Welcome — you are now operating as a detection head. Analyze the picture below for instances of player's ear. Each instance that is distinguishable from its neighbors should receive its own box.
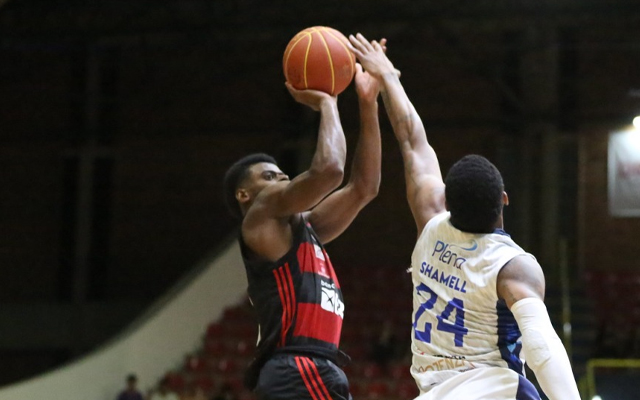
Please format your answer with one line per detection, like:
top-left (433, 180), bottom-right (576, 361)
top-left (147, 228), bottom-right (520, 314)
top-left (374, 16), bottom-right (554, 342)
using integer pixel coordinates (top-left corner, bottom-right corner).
top-left (236, 188), bottom-right (250, 205)
top-left (502, 191), bottom-right (509, 206)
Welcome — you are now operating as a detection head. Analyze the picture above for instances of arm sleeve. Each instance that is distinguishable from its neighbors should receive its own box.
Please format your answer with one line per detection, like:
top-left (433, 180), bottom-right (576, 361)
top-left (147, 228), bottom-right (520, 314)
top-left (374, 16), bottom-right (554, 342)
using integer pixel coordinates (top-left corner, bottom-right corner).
top-left (510, 297), bottom-right (581, 400)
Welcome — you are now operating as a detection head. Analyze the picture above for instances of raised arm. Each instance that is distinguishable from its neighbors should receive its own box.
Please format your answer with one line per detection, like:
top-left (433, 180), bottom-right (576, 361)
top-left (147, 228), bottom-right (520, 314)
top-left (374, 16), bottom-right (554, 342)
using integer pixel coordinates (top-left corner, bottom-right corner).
top-left (307, 62), bottom-right (382, 244)
top-left (349, 34), bottom-right (445, 236)
top-left (498, 256), bottom-right (581, 400)
top-left (256, 84), bottom-right (347, 218)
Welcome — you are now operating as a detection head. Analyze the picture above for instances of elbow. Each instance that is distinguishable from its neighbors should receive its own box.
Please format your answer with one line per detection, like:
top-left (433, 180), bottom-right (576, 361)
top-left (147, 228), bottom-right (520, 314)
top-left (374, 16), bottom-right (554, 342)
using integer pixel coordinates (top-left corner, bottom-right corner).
top-left (353, 178), bottom-right (380, 204)
top-left (311, 162), bottom-right (344, 190)
top-left (325, 163), bottom-right (345, 188)
top-left (361, 181), bottom-right (380, 202)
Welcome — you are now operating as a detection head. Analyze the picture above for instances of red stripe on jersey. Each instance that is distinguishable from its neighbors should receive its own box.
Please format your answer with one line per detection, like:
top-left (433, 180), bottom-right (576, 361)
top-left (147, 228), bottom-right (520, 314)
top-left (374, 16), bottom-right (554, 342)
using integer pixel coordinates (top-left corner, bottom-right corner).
top-left (280, 264), bottom-right (296, 342)
top-left (296, 243), bottom-right (340, 288)
top-left (272, 268), bottom-right (288, 347)
top-left (293, 303), bottom-right (342, 346)
top-left (295, 357), bottom-right (321, 400)
top-left (304, 357), bottom-right (333, 400)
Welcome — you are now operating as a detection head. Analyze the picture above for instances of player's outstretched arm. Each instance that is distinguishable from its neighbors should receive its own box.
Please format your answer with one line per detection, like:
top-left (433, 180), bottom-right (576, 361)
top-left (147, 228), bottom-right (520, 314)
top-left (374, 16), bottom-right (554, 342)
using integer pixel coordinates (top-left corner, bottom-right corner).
top-left (348, 33), bottom-right (444, 236)
top-left (256, 85), bottom-right (347, 218)
top-left (307, 62), bottom-right (382, 244)
top-left (498, 256), bottom-right (581, 400)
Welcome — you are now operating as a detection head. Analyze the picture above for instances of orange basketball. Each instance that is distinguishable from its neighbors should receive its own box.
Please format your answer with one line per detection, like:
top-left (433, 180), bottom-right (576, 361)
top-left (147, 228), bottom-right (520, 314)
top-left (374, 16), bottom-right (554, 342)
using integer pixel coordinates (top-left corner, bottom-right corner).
top-left (283, 26), bottom-right (356, 96)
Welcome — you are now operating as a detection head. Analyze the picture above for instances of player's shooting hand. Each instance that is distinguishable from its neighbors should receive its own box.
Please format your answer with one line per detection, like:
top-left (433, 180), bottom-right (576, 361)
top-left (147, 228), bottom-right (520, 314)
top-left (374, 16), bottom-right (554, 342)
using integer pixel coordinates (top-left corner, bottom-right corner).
top-left (348, 34), bottom-right (399, 80)
top-left (285, 82), bottom-right (336, 111)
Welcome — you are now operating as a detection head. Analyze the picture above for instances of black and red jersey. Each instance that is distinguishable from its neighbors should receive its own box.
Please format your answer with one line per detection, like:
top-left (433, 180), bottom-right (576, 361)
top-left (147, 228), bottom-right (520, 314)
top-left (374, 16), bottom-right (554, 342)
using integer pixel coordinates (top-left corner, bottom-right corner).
top-left (240, 216), bottom-right (345, 384)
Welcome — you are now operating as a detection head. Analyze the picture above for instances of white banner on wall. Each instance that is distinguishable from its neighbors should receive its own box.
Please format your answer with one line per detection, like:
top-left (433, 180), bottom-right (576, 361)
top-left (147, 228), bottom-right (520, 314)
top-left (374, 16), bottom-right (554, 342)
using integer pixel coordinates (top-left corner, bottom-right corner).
top-left (608, 130), bottom-right (640, 217)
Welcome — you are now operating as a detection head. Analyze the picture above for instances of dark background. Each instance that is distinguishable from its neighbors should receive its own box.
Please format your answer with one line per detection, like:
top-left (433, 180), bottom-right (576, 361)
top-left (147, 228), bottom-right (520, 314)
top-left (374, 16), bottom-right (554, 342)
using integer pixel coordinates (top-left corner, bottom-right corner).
top-left (1, 0), bottom-right (640, 387)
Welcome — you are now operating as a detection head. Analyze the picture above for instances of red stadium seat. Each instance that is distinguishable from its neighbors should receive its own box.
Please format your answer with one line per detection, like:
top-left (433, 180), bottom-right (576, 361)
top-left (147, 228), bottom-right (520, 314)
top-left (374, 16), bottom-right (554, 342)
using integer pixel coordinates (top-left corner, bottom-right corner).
top-left (364, 381), bottom-right (390, 398)
top-left (396, 380), bottom-right (419, 398)
top-left (193, 375), bottom-right (214, 393)
top-left (216, 358), bottom-right (237, 373)
top-left (206, 322), bottom-right (226, 338)
top-left (389, 362), bottom-right (412, 380)
top-left (184, 354), bottom-right (208, 373)
top-left (236, 339), bottom-right (255, 357)
top-left (204, 338), bottom-right (228, 357)
top-left (362, 362), bottom-right (384, 379)
top-left (164, 371), bottom-right (186, 392)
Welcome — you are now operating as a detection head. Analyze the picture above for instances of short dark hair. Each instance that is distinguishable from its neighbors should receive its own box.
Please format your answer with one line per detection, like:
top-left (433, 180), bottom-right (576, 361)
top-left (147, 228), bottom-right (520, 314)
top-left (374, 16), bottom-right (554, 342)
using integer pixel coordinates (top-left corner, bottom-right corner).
top-left (223, 153), bottom-right (277, 219)
top-left (444, 155), bottom-right (504, 233)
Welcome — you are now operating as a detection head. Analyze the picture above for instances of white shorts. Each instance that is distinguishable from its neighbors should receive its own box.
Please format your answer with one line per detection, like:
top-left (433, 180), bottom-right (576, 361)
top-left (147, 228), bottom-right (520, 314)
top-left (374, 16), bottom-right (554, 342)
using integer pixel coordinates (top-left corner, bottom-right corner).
top-left (413, 367), bottom-right (540, 400)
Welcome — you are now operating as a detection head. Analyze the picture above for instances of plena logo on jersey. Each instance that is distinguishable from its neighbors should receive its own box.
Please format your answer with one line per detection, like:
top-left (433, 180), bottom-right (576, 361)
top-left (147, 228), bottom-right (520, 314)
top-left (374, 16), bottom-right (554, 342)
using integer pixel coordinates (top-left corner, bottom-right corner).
top-left (431, 240), bottom-right (477, 269)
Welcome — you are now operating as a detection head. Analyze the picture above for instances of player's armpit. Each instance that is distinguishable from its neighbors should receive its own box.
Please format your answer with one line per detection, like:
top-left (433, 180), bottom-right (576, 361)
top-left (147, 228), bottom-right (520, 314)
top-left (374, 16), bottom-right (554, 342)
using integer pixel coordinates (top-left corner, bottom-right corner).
top-left (409, 174), bottom-right (446, 236)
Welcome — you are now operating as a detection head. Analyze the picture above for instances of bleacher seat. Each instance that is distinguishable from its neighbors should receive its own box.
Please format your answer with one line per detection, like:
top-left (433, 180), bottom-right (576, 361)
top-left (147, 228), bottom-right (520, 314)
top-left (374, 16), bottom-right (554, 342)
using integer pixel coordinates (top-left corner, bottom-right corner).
top-left (216, 358), bottom-right (238, 374)
top-left (184, 354), bottom-right (208, 373)
top-left (364, 381), bottom-right (390, 399)
top-left (204, 338), bottom-right (228, 357)
top-left (193, 375), bottom-right (214, 393)
top-left (164, 371), bottom-right (186, 392)
top-left (396, 380), bottom-right (418, 398)
top-left (362, 362), bottom-right (384, 379)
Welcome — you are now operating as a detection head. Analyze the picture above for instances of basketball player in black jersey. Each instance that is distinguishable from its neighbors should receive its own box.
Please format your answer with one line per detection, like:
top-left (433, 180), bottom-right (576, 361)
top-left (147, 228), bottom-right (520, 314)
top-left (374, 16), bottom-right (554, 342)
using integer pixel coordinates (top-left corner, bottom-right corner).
top-left (223, 57), bottom-right (384, 400)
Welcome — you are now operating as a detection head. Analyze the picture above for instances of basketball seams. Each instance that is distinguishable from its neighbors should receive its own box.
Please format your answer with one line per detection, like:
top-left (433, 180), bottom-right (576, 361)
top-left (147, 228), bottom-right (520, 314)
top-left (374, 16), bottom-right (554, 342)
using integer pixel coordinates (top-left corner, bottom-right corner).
top-left (316, 28), bottom-right (336, 95)
top-left (303, 32), bottom-right (313, 89)
top-left (283, 26), bottom-right (354, 95)
top-left (303, 26), bottom-right (321, 89)
top-left (323, 28), bottom-right (355, 80)
top-left (284, 32), bottom-right (312, 87)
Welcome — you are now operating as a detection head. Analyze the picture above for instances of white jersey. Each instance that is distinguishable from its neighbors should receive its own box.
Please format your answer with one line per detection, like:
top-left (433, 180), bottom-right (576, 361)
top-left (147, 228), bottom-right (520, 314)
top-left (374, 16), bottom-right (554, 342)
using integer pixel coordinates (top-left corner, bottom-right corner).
top-left (410, 212), bottom-right (535, 390)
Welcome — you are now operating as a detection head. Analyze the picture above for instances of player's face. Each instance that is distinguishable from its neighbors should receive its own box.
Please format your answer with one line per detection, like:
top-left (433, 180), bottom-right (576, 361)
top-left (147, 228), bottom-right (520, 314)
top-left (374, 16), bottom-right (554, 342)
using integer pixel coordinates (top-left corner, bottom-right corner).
top-left (246, 162), bottom-right (290, 194)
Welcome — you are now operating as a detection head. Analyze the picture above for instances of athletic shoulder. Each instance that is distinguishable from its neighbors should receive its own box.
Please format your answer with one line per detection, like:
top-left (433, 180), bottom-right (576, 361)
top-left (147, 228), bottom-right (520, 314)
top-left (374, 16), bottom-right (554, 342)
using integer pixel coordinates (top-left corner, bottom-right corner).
top-left (497, 254), bottom-right (545, 308)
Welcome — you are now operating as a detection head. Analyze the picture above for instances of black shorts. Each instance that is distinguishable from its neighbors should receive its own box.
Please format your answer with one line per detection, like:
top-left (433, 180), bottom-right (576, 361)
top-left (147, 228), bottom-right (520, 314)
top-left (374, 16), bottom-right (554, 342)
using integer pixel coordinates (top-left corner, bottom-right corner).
top-left (255, 354), bottom-right (351, 400)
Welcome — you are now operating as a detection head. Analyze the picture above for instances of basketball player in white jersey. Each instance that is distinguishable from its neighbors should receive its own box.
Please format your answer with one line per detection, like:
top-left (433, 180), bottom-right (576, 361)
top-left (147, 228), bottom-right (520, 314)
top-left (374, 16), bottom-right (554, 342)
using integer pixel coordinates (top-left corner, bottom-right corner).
top-left (348, 33), bottom-right (581, 400)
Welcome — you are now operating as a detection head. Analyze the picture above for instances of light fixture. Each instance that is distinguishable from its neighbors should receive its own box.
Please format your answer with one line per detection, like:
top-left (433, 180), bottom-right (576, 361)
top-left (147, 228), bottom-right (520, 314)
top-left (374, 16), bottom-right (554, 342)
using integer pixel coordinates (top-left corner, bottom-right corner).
top-left (592, 395), bottom-right (603, 400)
top-left (633, 116), bottom-right (640, 130)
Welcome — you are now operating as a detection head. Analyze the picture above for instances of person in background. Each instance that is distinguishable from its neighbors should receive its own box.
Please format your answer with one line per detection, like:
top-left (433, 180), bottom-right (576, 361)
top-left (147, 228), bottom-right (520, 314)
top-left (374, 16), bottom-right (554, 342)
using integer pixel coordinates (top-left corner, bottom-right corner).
top-left (117, 374), bottom-right (145, 400)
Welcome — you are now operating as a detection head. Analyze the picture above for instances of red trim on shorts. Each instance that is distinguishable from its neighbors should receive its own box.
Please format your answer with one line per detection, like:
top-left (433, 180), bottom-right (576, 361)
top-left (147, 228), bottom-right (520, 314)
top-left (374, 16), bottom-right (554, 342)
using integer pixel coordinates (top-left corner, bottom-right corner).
top-left (304, 357), bottom-right (333, 400)
top-left (296, 357), bottom-right (334, 400)
top-left (295, 357), bottom-right (321, 400)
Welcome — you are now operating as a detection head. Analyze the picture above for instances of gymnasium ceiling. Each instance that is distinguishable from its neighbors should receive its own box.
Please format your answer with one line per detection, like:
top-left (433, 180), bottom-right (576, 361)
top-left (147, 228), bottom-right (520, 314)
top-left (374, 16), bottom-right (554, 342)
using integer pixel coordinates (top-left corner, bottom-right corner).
top-left (1, 0), bottom-right (640, 41)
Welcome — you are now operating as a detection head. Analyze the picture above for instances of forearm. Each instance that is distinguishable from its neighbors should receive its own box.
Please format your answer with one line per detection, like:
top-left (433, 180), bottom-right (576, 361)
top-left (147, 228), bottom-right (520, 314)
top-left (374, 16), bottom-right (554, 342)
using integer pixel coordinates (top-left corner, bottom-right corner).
top-left (310, 99), bottom-right (347, 177)
top-left (379, 73), bottom-right (442, 187)
top-left (511, 298), bottom-right (581, 400)
top-left (379, 73), bottom-right (426, 148)
top-left (347, 98), bottom-right (381, 198)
